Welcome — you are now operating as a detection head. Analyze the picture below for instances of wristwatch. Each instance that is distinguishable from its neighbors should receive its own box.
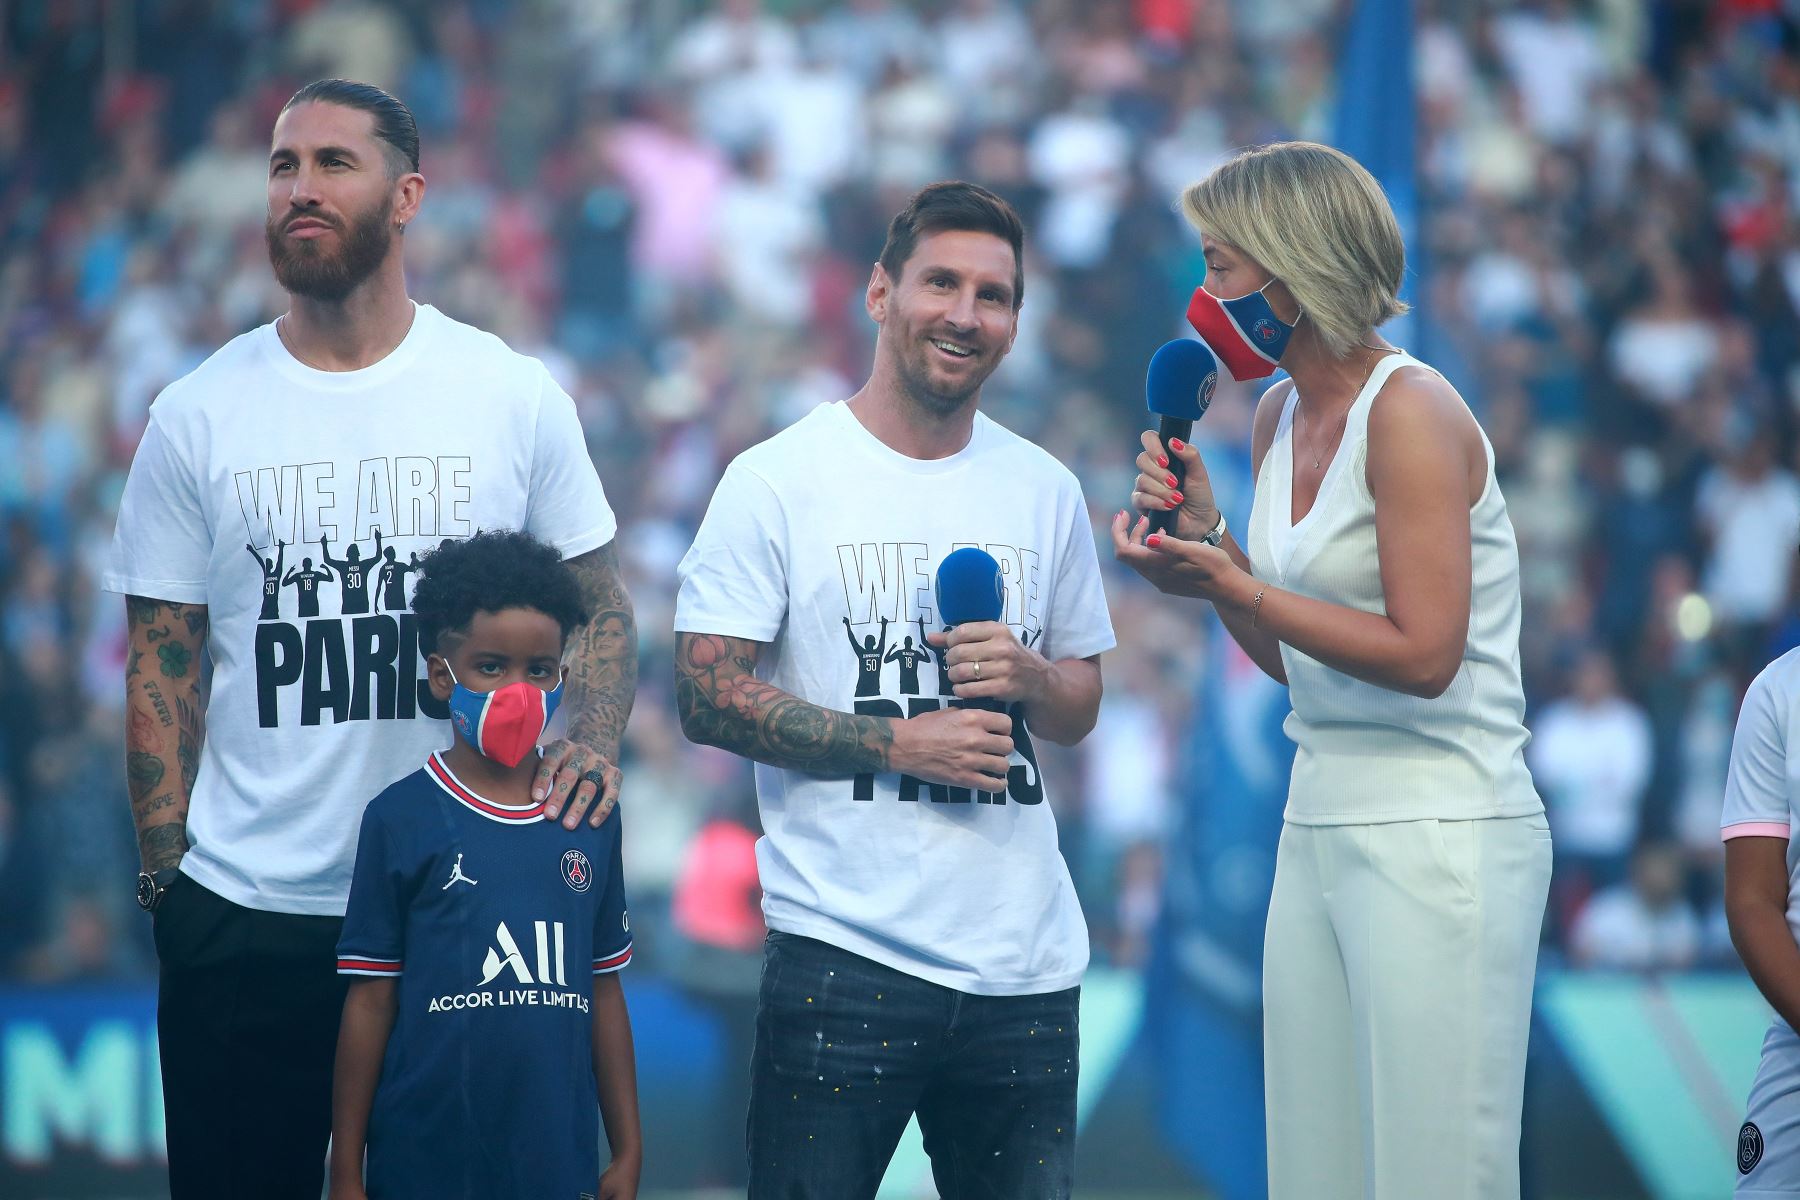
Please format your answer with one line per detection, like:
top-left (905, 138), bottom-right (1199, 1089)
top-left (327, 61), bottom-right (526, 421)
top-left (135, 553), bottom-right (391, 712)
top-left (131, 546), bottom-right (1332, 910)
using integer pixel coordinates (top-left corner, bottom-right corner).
top-left (136, 868), bottom-right (181, 913)
top-left (1198, 510), bottom-right (1228, 547)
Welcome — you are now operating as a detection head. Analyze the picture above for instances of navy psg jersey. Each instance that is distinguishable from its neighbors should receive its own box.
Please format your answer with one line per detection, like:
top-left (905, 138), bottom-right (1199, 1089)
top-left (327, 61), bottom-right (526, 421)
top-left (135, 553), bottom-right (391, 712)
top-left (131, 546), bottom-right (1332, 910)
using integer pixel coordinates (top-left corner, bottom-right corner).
top-left (338, 752), bottom-right (631, 1199)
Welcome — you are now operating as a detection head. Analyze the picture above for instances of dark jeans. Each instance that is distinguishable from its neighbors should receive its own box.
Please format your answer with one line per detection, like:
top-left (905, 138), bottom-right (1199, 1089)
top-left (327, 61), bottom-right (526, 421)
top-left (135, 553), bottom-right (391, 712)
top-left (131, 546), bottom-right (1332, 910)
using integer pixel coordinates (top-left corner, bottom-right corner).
top-left (747, 931), bottom-right (1080, 1200)
top-left (153, 872), bottom-right (348, 1199)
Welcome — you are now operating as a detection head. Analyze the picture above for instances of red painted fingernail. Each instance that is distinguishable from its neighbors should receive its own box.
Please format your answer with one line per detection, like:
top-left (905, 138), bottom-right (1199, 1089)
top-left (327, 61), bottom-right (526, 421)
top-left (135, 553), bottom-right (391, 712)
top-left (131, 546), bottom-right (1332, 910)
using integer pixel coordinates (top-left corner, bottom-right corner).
top-left (1170, 438), bottom-right (1185, 451)
top-left (1172, 491), bottom-right (1184, 504)
top-left (1147, 535), bottom-right (1162, 548)
top-left (1157, 455), bottom-right (1168, 468)
top-left (1166, 474), bottom-right (1177, 487)
top-left (1165, 498), bottom-right (1178, 509)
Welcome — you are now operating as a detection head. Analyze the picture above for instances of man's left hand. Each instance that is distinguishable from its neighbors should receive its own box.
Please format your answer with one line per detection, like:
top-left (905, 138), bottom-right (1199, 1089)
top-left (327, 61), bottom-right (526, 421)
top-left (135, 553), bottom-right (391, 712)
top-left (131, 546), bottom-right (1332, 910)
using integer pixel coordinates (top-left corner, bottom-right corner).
top-left (926, 622), bottom-right (1047, 706)
top-left (535, 738), bottom-right (622, 830)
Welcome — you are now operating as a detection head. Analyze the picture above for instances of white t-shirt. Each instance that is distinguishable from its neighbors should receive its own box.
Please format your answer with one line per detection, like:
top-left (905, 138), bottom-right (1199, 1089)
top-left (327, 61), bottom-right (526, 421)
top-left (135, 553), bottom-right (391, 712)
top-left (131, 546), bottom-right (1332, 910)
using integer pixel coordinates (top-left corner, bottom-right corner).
top-left (103, 303), bottom-right (616, 916)
top-left (1698, 466), bottom-right (1800, 624)
top-left (1570, 887), bottom-right (1701, 972)
top-left (673, 401), bottom-right (1115, 995)
top-left (1529, 695), bottom-right (1654, 857)
top-left (1722, 648), bottom-right (1800, 946)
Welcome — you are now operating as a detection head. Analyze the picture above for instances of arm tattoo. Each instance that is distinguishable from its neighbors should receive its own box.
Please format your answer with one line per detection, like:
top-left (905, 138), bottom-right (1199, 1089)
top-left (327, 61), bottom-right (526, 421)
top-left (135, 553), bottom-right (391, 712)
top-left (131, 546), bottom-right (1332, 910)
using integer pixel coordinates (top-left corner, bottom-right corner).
top-left (674, 633), bottom-right (893, 776)
top-left (127, 751), bottom-right (166, 799)
top-left (144, 681), bottom-right (175, 728)
top-left (124, 596), bottom-right (208, 869)
top-left (176, 693), bottom-right (203, 794)
top-left (132, 789), bottom-right (178, 822)
top-left (563, 543), bottom-right (638, 761)
top-left (139, 823), bottom-right (190, 873)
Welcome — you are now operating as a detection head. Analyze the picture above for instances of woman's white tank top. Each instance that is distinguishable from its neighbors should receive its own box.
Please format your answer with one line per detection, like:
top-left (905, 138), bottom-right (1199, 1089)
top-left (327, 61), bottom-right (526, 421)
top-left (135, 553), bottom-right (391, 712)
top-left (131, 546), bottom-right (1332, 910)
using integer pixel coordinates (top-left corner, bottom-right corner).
top-left (1246, 351), bottom-right (1543, 824)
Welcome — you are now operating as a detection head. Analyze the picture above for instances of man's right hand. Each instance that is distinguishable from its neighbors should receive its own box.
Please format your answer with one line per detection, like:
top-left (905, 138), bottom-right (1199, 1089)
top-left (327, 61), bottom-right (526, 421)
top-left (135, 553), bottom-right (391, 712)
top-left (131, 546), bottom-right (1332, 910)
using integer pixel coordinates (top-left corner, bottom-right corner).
top-left (890, 706), bottom-right (1014, 792)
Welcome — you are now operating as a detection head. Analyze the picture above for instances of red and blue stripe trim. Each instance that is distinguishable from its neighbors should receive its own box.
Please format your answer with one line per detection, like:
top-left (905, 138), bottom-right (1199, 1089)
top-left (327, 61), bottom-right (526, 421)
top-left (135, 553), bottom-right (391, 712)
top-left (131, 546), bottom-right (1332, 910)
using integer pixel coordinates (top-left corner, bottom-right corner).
top-left (427, 753), bottom-right (547, 824)
top-left (338, 956), bottom-right (402, 977)
top-left (592, 942), bottom-right (633, 975)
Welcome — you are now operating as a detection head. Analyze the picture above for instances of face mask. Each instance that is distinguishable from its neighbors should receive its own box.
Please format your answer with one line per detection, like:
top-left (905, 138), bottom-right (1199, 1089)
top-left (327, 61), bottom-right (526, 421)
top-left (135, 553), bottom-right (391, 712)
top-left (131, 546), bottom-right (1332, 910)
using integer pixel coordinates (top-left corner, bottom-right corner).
top-left (1185, 279), bottom-right (1297, 381)
top-left (443, 663), bottom-right (563, 768)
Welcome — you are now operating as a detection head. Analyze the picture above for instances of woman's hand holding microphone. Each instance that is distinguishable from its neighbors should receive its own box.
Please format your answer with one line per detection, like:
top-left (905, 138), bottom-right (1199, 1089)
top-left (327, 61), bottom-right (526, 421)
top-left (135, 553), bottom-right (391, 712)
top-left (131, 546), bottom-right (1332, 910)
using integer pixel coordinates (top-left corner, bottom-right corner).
top-left (1112, 428), bottom-right (1255, 608)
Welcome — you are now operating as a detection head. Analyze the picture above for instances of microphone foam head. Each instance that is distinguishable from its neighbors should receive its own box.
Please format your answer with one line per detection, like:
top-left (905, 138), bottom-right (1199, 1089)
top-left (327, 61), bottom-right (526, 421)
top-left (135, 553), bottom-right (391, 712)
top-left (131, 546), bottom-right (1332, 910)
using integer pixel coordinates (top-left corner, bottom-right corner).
top-left (935, 547), bottom-right (1005, 626)
top-left (1146, 338), bottom-right (1219, 421)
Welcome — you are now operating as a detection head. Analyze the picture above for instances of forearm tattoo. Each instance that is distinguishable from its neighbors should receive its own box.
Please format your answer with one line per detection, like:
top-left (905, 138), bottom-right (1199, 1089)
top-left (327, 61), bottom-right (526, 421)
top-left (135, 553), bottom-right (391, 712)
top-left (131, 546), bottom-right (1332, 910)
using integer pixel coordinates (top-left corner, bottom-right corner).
top-left (564, 543), bottom-right (638, 760)
top-left (674, 633), bottom-right (893, 775)
top-left (139, 823), bottom-right (190, 873)
top-left (125, 595), bottom-right (208, 868)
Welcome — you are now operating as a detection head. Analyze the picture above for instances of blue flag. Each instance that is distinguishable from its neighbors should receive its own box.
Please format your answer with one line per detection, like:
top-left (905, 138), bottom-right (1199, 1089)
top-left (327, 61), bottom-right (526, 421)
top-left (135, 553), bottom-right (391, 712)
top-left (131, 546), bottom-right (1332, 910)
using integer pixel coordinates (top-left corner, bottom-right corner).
top-left (1334, 0), bottom-right (1422, 356)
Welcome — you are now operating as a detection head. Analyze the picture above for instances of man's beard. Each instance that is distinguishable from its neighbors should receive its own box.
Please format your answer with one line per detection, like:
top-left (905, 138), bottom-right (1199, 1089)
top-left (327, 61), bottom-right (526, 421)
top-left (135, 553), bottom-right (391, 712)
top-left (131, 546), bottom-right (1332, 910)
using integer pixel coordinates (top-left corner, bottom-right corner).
top-left (894, 336), bottom-right (994, 416)
top-left (265, 197), bottom-right (394, 302)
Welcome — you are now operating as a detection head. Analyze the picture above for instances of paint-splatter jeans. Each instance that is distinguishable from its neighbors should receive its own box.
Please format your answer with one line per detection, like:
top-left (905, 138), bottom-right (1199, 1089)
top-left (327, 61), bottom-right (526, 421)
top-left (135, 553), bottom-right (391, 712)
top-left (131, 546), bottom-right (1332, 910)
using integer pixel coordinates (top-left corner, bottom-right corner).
top-left (746, 930), bottom-right (1080, 1200)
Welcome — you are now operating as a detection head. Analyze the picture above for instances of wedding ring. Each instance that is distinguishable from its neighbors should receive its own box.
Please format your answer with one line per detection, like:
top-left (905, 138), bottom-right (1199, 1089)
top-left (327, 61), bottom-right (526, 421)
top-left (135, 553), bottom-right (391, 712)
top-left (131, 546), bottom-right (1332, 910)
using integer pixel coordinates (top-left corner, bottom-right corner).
top-left (973, 661), bottom-right (982, 680)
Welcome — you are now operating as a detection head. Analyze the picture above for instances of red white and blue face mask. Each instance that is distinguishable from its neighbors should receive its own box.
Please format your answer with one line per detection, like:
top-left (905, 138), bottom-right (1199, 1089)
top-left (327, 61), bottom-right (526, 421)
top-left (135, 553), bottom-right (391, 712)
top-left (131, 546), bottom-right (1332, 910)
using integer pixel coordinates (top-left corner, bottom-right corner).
top-left (444, 663), bottom-right (563, 768)
top-left (1186, 279), bottom-right (1297, 381)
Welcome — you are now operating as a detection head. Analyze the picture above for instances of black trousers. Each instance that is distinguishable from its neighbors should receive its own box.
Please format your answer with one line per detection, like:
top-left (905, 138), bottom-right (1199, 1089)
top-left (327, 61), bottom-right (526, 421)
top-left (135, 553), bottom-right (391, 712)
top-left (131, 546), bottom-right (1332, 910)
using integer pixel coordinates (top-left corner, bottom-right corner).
top-left (153, 873), bottom-right (348, 1199)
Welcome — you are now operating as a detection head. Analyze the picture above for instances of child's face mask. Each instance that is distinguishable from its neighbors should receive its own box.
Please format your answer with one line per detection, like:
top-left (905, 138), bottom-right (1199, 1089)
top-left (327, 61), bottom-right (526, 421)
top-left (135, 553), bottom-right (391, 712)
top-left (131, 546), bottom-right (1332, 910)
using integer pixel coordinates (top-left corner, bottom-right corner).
top-left (443, 663), bottom-right (564, 768)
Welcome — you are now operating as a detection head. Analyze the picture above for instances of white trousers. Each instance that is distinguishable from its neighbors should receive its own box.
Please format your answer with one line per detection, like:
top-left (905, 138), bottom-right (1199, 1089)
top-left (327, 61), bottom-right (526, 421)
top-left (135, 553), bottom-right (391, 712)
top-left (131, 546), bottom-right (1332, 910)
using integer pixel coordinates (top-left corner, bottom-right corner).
top-left (1263, 814), bottom-right (1553, 1200)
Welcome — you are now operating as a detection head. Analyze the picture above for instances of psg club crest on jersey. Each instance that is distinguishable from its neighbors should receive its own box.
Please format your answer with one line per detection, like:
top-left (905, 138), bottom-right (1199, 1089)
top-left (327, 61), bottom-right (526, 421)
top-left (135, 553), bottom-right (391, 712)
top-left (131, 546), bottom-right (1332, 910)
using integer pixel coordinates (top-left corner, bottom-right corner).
top-left (1740, 1122), bottom-right (1764, 1174)
top-left (561, 849), bottom-right (593, 893)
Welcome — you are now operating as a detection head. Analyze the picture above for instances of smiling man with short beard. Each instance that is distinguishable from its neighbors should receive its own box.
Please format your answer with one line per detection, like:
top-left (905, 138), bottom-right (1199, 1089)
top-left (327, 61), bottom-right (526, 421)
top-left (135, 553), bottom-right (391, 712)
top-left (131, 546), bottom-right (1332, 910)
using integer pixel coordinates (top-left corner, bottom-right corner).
top-left (674, 182), bottom-right (1114, 1199)
top-left (104, 80), bottom-right (639, 1199)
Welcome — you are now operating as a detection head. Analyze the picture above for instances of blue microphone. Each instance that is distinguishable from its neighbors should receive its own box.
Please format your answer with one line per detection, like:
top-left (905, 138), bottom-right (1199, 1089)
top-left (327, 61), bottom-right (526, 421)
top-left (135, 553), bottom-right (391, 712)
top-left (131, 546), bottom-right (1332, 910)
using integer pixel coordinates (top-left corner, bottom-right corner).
top-left (1145, 338), bottom-right (1219, 535)
top-left (935, 548), bottom-right (1005, 721)
top-left (933, 549), bottom-right (1008, 803)
top-left (935, 547), bottom-right (1004, 627)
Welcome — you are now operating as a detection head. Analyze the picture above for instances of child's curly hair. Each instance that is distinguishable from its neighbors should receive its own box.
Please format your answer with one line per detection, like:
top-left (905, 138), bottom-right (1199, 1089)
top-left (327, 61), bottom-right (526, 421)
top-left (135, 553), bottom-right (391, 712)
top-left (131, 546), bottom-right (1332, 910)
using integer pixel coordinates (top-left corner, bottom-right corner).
top-left (409, 530), bottom-right (588, 655)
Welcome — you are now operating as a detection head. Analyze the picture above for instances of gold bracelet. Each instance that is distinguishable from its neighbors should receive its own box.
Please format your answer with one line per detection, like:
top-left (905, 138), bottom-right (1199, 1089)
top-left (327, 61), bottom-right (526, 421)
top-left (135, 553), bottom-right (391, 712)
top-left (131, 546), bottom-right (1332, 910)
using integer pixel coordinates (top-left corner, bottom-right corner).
top-left (1249, 587), bottom-right (1267, 628)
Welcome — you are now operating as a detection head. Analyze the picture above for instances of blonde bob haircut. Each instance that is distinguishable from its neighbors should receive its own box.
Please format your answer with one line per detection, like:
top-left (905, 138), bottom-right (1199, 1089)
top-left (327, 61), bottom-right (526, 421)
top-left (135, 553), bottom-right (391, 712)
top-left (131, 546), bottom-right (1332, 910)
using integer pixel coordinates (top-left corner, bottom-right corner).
top-left (1180, 141), bottom-right (1408, 359)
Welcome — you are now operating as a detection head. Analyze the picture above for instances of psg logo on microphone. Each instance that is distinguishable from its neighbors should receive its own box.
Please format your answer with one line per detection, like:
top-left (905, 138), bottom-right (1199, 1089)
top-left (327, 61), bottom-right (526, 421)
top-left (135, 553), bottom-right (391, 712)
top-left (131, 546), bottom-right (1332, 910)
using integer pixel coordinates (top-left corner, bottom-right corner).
top-left (1252, 317), bottom-right (1281, 344)
top-left (561, 849), bottom-right (593, 893)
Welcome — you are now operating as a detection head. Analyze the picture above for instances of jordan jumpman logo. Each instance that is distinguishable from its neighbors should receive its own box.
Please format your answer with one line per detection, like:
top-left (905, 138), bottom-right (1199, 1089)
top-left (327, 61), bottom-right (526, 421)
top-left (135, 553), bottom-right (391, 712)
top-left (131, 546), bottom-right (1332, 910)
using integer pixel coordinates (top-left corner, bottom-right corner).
top-left (441, 853), bottom-right (478, 890)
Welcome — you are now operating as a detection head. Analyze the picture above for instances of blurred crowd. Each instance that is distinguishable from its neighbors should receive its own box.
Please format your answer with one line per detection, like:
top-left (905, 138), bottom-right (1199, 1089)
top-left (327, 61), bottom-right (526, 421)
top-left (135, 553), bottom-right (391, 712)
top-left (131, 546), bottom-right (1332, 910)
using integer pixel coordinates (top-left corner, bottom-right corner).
top-left (0, 0), bottom-right (1794, 990)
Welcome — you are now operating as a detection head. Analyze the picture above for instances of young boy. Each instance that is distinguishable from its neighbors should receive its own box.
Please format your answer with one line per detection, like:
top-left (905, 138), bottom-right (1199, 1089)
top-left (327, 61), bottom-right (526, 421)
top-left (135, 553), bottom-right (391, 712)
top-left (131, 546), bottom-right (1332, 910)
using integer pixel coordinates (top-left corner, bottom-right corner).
top-left (328, 531), bottom-right (641, 1200)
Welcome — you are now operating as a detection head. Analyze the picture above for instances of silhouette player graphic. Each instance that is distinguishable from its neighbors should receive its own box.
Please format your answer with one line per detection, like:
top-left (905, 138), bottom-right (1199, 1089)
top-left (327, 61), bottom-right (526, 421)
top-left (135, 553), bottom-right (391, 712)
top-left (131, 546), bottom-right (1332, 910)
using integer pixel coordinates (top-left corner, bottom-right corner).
top-left (885, 635), bottom-right (928, 696)
top-left (247, 538), bottom-right (288, 621)
top-left (372, 529), bottom-right (420, 613)
top-left (843, 616), bottom-right (891, 697)
top-left (282, 556), bottom-right (334, 619)
top-left (919, 616), bottom-right (955, 697)
top-left (319, 535), bottom-right (373, 615)
top-left (440, 852), bottom-right (478, 890)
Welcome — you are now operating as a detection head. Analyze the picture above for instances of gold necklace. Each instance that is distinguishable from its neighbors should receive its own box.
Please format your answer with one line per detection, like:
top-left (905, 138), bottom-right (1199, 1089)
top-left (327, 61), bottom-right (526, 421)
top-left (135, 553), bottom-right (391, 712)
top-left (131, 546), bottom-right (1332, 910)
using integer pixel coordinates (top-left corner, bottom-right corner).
top-left (275, 315), bottom-right (324, 370)
top-left (1297, 343), bottom-right (1397, 471)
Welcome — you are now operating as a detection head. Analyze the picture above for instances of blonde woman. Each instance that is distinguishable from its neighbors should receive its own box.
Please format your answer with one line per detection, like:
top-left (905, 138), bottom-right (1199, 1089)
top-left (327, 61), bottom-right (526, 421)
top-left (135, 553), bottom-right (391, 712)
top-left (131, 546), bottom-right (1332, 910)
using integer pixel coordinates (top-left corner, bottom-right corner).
top-left (1113, 142), bottom-right (1552, 1199)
